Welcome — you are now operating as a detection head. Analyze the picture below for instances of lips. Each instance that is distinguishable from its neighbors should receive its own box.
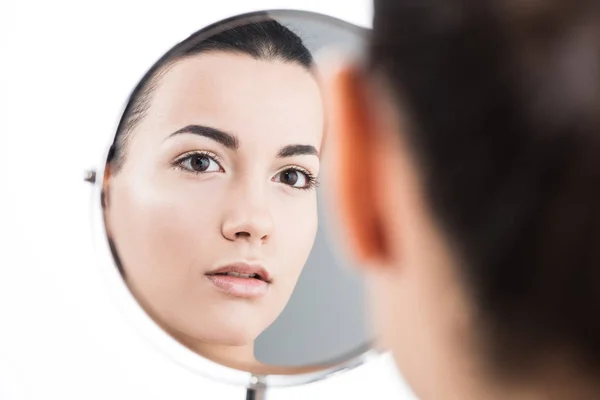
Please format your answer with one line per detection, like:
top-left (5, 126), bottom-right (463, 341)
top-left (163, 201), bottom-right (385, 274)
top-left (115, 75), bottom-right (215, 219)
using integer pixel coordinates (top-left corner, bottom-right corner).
top-left (205, 263), bottom-right (271, 282)
top-left (205, 263), bottom-right (271, 298)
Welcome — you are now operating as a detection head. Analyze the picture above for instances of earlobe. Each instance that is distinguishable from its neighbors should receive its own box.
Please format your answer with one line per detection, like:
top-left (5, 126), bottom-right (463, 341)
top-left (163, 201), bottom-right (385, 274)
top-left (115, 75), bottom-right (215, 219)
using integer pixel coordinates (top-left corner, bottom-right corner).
top-left (327, 65), bottom-right (389, 266)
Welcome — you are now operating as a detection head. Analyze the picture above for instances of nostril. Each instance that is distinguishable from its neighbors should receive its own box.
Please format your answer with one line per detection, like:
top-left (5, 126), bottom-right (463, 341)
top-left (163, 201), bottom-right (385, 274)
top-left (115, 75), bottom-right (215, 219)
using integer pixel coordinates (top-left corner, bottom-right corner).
top-left (235, 231), bottom-right (251, 238)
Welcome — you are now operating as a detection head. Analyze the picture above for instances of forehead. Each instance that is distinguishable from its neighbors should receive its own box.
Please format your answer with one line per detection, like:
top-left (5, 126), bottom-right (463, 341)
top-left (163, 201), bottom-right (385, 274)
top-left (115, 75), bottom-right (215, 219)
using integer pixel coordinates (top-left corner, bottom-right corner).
top-left (141, 52), bottom-right (324, 149)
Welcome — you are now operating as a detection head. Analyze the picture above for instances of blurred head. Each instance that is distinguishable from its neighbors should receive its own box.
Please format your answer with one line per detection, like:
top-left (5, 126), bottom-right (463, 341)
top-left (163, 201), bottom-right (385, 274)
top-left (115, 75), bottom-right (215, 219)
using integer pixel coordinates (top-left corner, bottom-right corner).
top-left (103, 19), bottom-right (324, 363)
top-left (328, 1), bottom-right (600, 399)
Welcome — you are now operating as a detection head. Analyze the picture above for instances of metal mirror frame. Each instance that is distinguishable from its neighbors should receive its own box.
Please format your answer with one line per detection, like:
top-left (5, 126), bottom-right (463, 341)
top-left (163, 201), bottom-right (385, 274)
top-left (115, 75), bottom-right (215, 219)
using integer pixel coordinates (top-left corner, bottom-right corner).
top-left (86, 9), bottom-right (382, 389)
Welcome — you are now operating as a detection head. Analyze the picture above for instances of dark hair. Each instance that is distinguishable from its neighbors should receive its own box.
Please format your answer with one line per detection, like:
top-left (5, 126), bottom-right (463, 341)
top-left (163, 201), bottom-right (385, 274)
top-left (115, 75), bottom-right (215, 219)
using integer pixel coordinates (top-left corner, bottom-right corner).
top-left (108, 16), bottom-right (313, 172)
top-left (370, 0), bottom-right (600, 377)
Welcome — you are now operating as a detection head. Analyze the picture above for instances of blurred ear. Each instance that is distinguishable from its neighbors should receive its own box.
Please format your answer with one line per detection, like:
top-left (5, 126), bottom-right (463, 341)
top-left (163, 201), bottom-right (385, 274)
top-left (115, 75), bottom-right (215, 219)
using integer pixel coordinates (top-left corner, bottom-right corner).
top-left (326, 64), bottom-right (401, 268)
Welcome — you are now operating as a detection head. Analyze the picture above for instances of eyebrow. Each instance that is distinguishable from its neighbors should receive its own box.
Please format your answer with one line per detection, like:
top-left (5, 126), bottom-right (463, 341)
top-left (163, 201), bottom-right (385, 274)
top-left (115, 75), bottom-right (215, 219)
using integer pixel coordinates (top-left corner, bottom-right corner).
top-left (167, 124), bottom-right (318, 157)
top-left (167, 125), bottom-right (238, 149)
top-left (278, 144), bottom-right (319, 158)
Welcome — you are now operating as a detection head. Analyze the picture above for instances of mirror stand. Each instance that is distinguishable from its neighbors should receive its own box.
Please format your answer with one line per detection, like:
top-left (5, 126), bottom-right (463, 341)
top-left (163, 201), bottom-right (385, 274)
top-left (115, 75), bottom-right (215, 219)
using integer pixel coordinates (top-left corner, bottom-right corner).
top-left (245, 375), bottom-right (266, 400)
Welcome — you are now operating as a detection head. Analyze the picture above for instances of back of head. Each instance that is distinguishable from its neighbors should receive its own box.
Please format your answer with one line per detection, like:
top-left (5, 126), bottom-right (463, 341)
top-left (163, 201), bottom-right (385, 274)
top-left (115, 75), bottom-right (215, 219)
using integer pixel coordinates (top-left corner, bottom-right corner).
top-left (370, 0), bottom-right (600, 380)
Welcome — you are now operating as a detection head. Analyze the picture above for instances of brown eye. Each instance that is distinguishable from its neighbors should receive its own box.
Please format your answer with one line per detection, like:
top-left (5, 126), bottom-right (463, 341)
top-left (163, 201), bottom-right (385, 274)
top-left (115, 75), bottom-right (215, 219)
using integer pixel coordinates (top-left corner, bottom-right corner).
top-left (177, 153), bottom-right (222, 173)
top-left (282, 170), bottom-right (299, 186)
top-left (273, 168), bottom-right (311, 189)
top-left (189, 155), bottom-right (211, 172)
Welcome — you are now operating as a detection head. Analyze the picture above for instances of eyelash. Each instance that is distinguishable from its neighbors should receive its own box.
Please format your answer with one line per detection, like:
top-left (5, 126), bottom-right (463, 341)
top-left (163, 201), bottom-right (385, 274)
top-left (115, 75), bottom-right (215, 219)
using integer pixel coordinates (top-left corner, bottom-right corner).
top-left (172, 150), bottom-right (319, 191)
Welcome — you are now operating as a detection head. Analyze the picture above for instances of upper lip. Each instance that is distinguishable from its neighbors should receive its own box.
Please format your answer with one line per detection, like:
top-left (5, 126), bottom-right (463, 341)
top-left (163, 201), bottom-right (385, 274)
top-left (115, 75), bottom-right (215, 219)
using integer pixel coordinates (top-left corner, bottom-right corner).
top-left (205, 262), bottom-right (271, 282)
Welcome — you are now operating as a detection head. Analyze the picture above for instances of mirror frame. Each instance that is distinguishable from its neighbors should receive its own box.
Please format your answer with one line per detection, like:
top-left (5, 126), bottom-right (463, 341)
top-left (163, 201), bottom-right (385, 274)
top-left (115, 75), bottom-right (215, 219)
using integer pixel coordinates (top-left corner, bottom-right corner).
top-left (86, 9), bottom-right (382, 389)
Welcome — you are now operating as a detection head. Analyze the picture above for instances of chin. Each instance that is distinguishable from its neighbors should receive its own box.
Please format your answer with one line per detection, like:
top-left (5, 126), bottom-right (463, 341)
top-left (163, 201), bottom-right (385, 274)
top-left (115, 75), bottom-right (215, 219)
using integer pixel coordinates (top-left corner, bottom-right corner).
top-left (189, 320), bottom-right (265, 347)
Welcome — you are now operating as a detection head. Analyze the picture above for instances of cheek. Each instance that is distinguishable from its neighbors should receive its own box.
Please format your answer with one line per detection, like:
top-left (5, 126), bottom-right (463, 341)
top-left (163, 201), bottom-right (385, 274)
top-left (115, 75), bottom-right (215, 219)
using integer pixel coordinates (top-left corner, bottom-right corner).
top-left (272, 194), bottom-right (318, 277)
top-left (108, 175), bottom-right (223, 280)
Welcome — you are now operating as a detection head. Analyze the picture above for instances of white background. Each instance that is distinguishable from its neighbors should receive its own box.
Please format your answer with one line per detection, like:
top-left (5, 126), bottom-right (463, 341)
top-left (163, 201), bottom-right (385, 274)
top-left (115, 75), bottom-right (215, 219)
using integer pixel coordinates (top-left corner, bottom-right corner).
top-left (0, 1), bottom-right (417, 399)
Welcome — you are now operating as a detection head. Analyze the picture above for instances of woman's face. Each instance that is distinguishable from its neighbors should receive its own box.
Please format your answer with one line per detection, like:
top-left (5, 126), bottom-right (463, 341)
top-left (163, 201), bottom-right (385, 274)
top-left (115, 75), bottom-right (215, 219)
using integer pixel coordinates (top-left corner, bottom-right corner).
top-left (104, 52), bottom-right (323, 347)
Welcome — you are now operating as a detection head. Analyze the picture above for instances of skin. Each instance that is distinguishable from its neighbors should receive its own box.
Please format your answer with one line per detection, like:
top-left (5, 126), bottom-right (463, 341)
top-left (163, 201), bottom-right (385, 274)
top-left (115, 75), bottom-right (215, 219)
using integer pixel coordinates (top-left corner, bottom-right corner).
top-left (324, 65), bottom-right (600, 399)
top-left (103, 52), bottom-right (324, 373)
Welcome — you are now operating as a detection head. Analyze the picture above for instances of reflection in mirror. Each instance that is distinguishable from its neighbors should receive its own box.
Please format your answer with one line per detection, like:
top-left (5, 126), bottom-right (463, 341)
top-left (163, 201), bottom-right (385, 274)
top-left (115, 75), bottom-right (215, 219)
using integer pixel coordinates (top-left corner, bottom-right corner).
top-left (99, 11), bottom-right (371, 379)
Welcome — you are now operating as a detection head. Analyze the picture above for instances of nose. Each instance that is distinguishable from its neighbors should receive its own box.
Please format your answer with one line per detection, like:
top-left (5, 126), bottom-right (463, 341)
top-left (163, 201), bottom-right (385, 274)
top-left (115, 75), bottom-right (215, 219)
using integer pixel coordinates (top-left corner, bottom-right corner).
top-left (221, 196), bottom-right (274, 244)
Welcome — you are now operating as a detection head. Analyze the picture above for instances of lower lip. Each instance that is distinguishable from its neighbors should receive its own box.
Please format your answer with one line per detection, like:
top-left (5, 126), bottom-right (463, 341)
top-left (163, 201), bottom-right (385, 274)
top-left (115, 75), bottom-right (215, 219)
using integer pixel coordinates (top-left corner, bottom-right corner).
top-left (205, 275), bottom-right (269, 298)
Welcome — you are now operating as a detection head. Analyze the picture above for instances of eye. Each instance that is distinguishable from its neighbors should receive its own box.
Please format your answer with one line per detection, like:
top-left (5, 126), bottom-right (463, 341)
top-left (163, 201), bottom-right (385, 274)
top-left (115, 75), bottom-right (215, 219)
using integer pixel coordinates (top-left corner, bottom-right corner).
top-left (273, 167), bottom-right (317, 190)
top-left (174, 152), bottom-right (223, 174)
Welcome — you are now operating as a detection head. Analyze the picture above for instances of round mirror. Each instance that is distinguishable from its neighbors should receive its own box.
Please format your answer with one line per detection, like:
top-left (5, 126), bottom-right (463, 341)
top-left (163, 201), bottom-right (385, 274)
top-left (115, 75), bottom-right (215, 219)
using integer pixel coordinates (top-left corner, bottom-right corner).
top-left (88, 9), bottom-right (377, 390)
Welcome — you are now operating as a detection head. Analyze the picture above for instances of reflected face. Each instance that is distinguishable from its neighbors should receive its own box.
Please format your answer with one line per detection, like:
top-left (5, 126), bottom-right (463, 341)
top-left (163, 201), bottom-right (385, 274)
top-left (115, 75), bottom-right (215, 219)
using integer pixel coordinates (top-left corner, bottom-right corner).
top-left (104, 52), bottom-right (323, 347)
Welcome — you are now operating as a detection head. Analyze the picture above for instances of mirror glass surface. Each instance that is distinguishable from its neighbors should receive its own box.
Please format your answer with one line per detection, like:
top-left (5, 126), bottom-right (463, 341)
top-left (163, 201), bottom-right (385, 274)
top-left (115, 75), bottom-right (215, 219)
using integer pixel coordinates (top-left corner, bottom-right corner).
top-left (98, 10), bottom-right (373, 381)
